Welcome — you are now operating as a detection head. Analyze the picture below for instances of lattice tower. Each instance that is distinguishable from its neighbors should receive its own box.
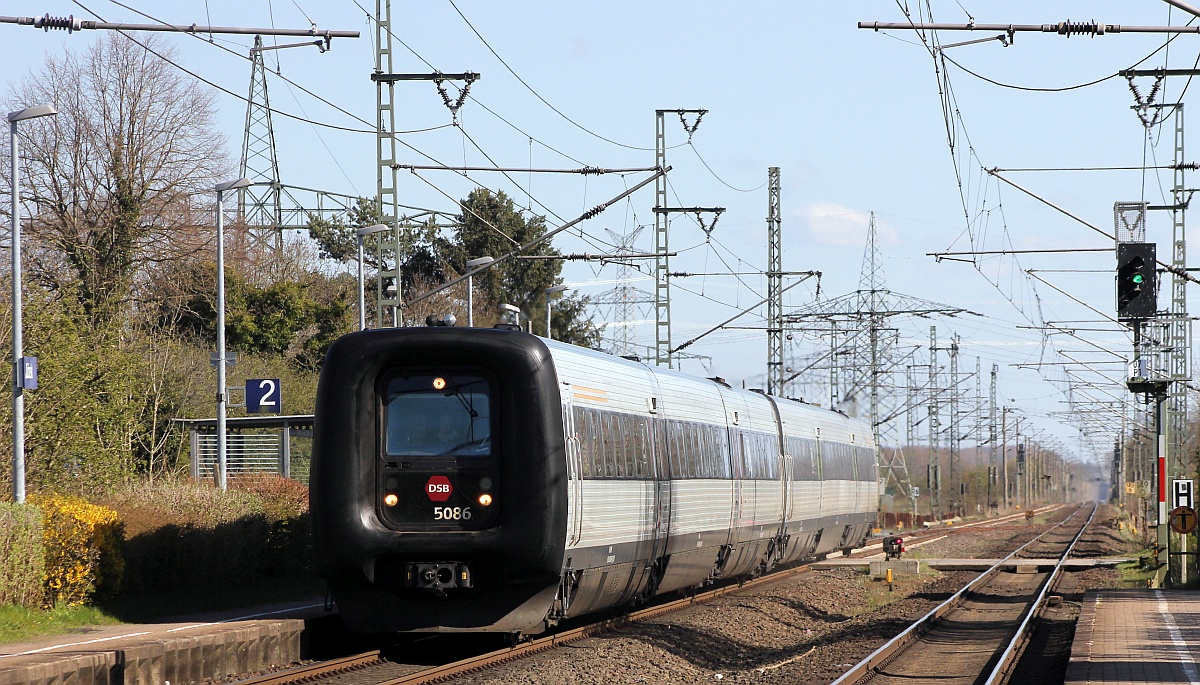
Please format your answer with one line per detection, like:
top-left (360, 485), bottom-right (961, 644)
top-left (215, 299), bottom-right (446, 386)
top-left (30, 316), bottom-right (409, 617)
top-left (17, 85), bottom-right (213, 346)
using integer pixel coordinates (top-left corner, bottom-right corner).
top-left (591, 227), bottom-right (655, 356)
top-left (784, 214), bottom-right (974, 514)
top-left (239, 36), bottom-right (282, 250)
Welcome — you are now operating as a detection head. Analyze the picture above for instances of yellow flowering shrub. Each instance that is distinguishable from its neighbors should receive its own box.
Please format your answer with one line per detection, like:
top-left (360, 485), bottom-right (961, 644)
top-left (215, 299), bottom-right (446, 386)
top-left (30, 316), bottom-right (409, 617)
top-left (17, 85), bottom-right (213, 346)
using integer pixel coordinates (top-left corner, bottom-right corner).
top-left (31, 495), bottom-right (124, 607)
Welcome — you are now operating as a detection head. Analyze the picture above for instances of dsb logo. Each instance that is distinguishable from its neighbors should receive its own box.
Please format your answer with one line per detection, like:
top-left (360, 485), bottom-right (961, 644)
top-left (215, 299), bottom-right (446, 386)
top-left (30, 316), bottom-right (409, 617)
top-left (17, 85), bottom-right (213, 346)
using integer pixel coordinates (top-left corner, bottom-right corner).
top-left (425, 475), bottom-right (453, 502)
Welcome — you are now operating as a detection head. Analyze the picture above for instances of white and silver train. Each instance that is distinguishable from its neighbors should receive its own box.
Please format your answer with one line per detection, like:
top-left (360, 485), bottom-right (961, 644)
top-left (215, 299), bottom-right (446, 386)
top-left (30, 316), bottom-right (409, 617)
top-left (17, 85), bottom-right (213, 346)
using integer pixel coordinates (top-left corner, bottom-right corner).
top-left (311, 326), bottom-right (878, 635)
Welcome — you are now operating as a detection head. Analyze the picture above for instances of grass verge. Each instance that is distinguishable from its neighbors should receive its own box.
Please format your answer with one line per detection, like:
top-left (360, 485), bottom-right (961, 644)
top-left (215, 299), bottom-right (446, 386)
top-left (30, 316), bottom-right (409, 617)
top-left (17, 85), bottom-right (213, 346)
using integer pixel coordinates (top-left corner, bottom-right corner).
top-left (1115, 553), bottom-right (1158, 589)
top-left (0, 604), bottom-right (121, 644)
top-left (0, 579), bottom-right (325, 645)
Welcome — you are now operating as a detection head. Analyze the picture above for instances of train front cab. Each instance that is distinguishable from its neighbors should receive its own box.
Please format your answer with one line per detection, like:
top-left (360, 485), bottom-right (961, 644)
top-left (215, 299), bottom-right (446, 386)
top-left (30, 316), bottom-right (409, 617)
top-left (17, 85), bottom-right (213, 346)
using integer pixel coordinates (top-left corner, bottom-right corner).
top-left (311, 328), bottom-right (568, 634)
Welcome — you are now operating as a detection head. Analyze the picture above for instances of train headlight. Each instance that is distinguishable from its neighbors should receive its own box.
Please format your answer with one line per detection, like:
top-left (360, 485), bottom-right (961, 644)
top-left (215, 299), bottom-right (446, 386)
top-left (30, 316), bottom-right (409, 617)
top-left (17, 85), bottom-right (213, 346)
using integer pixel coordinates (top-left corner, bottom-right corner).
top-left (478, 493), bottom-right (493, 507)
top-left (384, 493), bottom-right (399, 507)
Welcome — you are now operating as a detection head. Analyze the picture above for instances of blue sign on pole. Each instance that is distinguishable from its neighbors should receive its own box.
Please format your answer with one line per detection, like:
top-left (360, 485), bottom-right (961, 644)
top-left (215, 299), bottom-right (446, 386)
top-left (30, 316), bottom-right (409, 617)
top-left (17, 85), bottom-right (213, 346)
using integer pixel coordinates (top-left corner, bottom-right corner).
top-left (246, 378), bottom-right (281, 414)
top-left (17, 357), bottom-right (37, 390)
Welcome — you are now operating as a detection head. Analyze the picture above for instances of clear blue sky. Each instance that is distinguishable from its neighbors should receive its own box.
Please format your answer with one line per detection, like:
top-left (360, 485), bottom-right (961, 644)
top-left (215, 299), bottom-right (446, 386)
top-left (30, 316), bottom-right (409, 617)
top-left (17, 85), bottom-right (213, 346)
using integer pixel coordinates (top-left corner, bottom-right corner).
top-left (6, 1), bottom-right (1197, 468)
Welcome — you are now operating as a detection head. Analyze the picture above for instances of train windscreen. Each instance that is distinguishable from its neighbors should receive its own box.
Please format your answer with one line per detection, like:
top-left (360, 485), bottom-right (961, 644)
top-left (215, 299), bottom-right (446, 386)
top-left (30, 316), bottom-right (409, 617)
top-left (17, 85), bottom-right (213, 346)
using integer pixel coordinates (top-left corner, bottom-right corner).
top-left (384, 374), bottom-right (492, 457)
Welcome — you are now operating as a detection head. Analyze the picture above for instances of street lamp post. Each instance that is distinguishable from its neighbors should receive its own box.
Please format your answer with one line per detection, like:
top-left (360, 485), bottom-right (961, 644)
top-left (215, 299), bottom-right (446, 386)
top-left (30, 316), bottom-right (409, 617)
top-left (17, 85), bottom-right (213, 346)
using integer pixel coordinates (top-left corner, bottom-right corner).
top-left (545, 285), bottom-right (569, 339)
top-left (8, 103), bottom-right (56, 503)
top-left (355, 224), bottom-right (388, 331)
top-left (465, 256), bottom-right (494, 327)
top-left (214, 177), bottom-right (252, 491)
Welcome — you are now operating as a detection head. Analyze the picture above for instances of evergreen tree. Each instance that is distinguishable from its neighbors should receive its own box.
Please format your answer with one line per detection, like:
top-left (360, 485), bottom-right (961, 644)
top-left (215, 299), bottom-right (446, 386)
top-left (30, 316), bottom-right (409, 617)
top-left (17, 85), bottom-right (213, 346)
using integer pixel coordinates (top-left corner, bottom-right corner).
top-left (450, 189), bottom-right (599, 346)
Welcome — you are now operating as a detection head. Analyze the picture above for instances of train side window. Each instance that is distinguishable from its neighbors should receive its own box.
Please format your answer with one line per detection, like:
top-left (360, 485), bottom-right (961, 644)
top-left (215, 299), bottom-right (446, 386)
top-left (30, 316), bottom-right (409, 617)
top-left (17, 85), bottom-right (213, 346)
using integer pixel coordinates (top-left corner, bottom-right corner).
top-left (633, 417), bottom-right (651, 478)
top-left (708, 425), bottom-right (721, 478)
top-left (859, 446), bottom-right (877, 482)
top-left (761, 434), bottom-right (775, 479)
top-left (679, 423), bottom-right (692, 478)
top-left (672, 419), bottom-right (681, 479)
top-left (729, 429), bottom-right (742, 479)
top-left (752, 433), bottom-right (765, 479)
top-left (788, 438), bottom-right (802, 479)
top-left (712, 426), bottom-right (726, 478)
top-left (612, 413), bottom-right (626, 479)
top-left (819, 440), bottom-right (835, 480)
top-left (736, 431), bottom-right (749, 479)
top-left (687, 422), bottom-right (699, 479)
top-left (715, 427), bottom-right (729, 479)
top-left (610, 413), bottom-right (624, 478)
top-left (791, 438), bottom-right (816, 480)
top-left (588, 409), bottom-right (601, 478)
top-left (618, 414), bottom-right (635, 478)
top-left (574, 407), bottom-right (591, 478)
top-left (762, 434), bottom-right (774, 479)
top-left (744, 431), bottom-right (753, 479)
top-left (653, 418), bottom-right (667, 479)
top-left (759, 434), bottom-right (770, 479)
top-left (751, 433), bottom-right (763, 479)
top-left (594, 410), bottom-right (607, 478)
top-left (689, 422), bottom-right (701, 479)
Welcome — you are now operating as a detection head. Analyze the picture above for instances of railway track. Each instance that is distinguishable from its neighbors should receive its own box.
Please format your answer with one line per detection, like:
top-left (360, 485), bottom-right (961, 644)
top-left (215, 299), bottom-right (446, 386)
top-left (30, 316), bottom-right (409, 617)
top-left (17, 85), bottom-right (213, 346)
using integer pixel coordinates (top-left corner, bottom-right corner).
top-left (231, 506), bottom-right (1067, 685)
top-left (830, 502), bottom-right (1097, 685)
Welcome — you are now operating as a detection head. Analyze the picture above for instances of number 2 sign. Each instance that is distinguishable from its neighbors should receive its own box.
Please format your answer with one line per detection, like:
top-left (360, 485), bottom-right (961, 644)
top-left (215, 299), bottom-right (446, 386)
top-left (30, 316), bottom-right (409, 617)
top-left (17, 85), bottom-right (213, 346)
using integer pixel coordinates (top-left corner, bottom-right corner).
top-left (246, 378), bottom-right (281, 414)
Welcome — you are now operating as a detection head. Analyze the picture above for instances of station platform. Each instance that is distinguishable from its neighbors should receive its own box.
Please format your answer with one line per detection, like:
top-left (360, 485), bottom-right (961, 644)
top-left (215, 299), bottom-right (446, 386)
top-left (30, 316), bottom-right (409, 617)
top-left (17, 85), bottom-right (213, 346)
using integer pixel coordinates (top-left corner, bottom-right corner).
top-left (1066, 589), bottom-right (1200, 684)
top-left (0, 599), bottom-right (327, 685)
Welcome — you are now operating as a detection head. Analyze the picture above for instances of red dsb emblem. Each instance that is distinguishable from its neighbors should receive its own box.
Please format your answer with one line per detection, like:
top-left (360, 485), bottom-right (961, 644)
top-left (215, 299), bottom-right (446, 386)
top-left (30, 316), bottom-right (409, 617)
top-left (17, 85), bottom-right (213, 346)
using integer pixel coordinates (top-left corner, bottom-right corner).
top-left (425, 475), bottom-right (453, 502)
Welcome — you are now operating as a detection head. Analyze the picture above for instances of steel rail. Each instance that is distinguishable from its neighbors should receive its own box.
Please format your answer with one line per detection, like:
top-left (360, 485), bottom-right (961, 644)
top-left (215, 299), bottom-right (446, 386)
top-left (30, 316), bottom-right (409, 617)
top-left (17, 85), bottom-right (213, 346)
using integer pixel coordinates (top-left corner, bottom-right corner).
top-left (229, 650), bottom-right (383, 685)
top-left (339, 510), bottom-right (1067, 685)
top-left (232, 507), bottom-right (1066, 685)
top-left (983, 502), bottom-right (1098, 684)
top-left (829, 503), bottom-right (1091, 685)
top-left (374, 562), bottom-right (823, 685)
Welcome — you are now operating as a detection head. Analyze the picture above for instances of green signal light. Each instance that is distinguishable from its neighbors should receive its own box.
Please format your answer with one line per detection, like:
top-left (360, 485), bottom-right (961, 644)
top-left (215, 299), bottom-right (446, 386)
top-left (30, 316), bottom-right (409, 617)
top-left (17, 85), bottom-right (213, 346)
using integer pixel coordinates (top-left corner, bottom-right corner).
top-left (1132, 274), bottom-right (1145, 284)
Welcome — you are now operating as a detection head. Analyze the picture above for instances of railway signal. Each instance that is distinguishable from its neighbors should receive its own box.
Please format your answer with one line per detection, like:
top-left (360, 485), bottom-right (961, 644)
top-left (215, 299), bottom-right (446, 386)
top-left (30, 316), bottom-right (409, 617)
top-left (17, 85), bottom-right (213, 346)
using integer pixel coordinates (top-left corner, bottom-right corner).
top-left (1115, 242), bottom-right (1156, 320)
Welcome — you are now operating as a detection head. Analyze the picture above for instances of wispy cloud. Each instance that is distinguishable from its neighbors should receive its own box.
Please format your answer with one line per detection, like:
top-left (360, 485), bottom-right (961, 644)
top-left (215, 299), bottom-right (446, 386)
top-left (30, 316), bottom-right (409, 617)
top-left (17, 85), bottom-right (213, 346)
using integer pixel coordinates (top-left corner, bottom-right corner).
top-left (796, 202), bottom-right (899, 248)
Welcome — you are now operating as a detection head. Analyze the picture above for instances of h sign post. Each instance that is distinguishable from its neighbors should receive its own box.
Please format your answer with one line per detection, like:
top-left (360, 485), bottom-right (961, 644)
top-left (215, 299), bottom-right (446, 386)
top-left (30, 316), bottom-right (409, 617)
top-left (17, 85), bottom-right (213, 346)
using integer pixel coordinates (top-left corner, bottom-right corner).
top-left (246, 378), bottom-right (281, 414)
top-left (1172, 479), bottom-right (1194, 510)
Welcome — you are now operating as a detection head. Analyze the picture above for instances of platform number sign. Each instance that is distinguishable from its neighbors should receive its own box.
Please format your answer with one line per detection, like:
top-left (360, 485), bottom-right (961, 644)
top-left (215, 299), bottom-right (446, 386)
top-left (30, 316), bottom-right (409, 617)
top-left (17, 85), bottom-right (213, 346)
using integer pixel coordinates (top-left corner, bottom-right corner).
top-left (1172, 479), bottom-right (1194, 510)
top-left (246, 379), bottom-right (281, 414)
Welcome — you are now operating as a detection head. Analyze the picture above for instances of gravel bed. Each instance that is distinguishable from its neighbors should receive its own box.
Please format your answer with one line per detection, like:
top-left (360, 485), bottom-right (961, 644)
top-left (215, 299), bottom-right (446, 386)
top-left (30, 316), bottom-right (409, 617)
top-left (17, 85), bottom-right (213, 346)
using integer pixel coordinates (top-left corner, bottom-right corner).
top-left (444, 509), bottom-right (1087, 685)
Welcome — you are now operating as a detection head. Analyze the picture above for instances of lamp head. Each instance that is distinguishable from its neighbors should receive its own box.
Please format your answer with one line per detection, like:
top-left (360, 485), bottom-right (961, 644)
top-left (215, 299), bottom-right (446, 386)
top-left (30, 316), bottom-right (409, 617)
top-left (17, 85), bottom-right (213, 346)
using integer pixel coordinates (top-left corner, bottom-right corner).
top-left (466, 256), bottom-right (495, 269)
top-left (215, 177), bottom-right (253, 193)
top-left (8, 104), bottom-right (57, 123)
top-left (355, 223), bottom-right (390, 237)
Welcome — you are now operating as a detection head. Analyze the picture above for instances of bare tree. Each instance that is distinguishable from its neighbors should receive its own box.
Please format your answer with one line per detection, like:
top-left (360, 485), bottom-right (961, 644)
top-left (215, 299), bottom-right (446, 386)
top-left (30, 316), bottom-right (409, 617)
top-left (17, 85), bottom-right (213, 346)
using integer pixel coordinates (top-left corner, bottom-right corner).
top-left (5, 32), bottom-right (229, 324)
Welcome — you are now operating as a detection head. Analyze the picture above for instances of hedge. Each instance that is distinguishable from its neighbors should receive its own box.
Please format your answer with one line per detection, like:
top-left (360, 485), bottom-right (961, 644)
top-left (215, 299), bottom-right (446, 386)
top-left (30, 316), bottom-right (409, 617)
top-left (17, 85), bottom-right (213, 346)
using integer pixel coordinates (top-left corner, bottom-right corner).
top-left (0, 503), bottom-right (45, 608)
